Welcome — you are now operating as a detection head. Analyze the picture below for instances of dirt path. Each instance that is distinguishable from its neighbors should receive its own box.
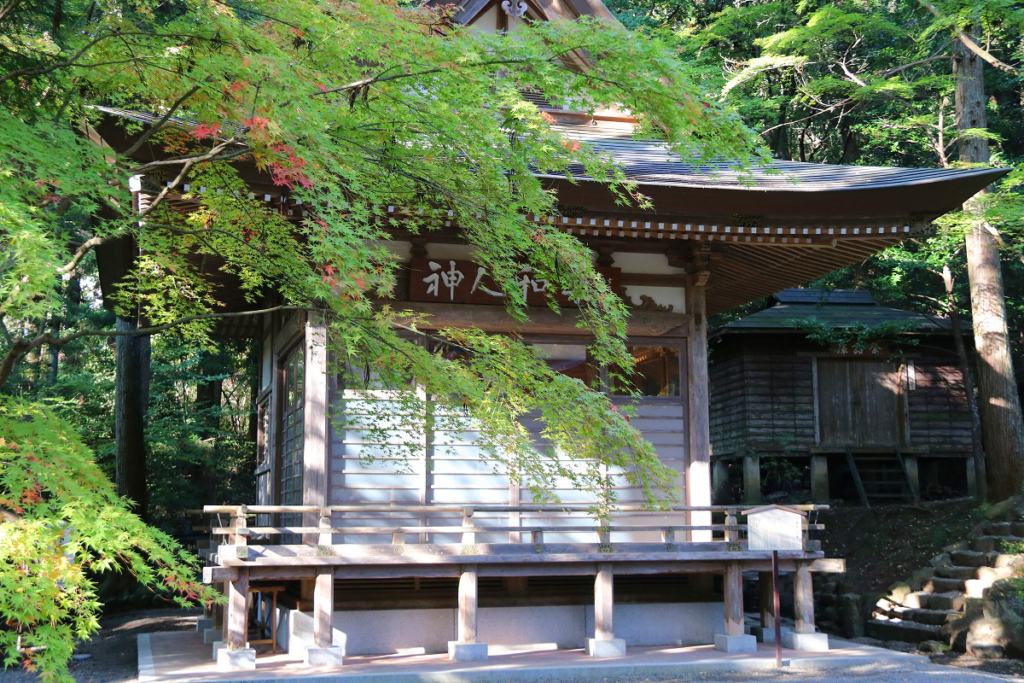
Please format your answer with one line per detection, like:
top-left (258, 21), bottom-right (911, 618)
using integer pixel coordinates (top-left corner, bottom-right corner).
top-left (0, 608), bottom-right (200, 683)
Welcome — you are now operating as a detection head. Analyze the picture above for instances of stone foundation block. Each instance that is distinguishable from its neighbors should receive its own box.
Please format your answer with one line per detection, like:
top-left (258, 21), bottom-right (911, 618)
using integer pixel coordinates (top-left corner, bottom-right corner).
top-left (304, 646), bottom-right (345, 667)
top-left (212, 641), bottom-right (249, 661)
top-left (714, 634), bottom-right (757, 653)
top-left (216, 647), bottom-right (256, 671)
top-left (196, 617), bottom-right (215, 633)
top-left (750, 625), bottom-right (792, 643)
top-left (447, 642), bottom-right (488, 662)
top-left (783, 631), bottom-right (829, 652)
top-left (586, 638), bottom-right (626, 658)
top-left (202, 628), bottom-right (221, 645)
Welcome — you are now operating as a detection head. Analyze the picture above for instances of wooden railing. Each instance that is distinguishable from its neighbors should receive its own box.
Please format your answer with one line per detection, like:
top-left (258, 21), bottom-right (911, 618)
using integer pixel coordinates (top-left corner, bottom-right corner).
top-left (202, 503), bottom-right (828, 555)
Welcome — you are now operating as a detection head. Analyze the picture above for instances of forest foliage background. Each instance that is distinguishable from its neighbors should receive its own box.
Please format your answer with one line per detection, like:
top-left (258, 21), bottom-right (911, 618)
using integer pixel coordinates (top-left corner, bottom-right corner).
top-left (3, 0), bottom-right (1024, 679)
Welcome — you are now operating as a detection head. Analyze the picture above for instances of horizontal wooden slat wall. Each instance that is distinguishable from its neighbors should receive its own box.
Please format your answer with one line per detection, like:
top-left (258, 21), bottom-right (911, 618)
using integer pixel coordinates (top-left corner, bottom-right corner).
top-left (328, 389), bottom-right (689, 545)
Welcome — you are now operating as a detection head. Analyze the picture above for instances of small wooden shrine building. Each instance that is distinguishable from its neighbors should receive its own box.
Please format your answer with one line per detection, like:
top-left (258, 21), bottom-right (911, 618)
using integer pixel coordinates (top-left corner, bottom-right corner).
top-left (709, 289), bottom-right (977, 507)
top-left (92, 0), bottom-right (1007, 672)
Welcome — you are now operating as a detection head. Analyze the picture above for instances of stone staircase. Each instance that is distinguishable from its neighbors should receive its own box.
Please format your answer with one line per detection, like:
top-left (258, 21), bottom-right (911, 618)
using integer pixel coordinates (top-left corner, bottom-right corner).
top-left (867, 520), bottom-right (1024, 645)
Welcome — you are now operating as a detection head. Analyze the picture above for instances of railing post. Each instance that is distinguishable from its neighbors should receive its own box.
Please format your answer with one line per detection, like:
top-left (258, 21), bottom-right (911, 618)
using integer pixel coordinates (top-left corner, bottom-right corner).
top-left (461, 507), bottom-right (476, 551)
top-left (233, 506), bottom-right (249, 561)
top-left (661, 527), bottom-right (676, 549)
top-left (532, 530), bottom-right (544, 553)
top-left (725, 508), bottom-right (738, 545)
top-left (586, 563), bottom-right (625, 657)
top-left (317, 508), bottom-right (333, 556)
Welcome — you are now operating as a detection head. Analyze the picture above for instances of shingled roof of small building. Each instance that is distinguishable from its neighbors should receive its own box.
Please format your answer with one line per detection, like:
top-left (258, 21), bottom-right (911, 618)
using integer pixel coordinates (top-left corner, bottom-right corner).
top-left (714, 288), bottom-right (953, 334)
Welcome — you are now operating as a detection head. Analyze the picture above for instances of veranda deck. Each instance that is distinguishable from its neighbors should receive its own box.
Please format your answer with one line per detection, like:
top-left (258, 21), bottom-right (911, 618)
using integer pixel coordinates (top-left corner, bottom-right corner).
top-left (199, 504), bottom-right (843, 670)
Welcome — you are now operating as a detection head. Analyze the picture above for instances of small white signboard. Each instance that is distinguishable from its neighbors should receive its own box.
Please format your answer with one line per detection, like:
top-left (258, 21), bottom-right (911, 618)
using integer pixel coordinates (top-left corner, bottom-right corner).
top-left (743, 505), bottom-right (805, 551)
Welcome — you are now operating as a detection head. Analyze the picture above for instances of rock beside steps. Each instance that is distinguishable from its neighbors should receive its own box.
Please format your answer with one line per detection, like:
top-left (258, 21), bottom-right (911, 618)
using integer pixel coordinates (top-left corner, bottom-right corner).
top-left (867, 517), bottom-right (1024, 652)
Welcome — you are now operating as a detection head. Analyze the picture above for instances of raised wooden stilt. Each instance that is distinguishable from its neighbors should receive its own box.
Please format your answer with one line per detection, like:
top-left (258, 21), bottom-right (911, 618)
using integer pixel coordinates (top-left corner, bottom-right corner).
top-left (313, 568), bottom-right (334, 649)
top-left (449, 564), bottom-right (487, 661)
top-left (743, 454), bottom-right (762, 504)
top-left (595, 563), bottom-right (614, 641)
top-left (226, 569), bottom-right (249, 649)
top-left (724, 562), bottom-right (744, 636)
top-left (794, 563), bottom-right (815, 634)
top-left (458, 565), bottom-right (478, 644)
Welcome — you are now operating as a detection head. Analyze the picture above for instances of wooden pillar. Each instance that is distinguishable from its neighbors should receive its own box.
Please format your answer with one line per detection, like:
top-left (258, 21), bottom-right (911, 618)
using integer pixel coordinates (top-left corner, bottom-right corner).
top-left (966, 457), bottom-right (978, 497)
top-left (687, 285), bottom-right (712, 541)
top-left (313, 568), bottom-right (334, 649)
top-left (724, 562), bottom-right (744, 637)
top-left (794, 563), bottom-right (815, 634)
top-left (758, 572), bottom-right (775, 629)
top-left (742, 454), bottom-right (762, 504)
top-left (302, 314), bottom-right (329, 545)
top-left (904, 455), bottom-right (920, 501)
top-left (458, 565), bottom-right (478, 644)
top-left (713, 459), bottom-right (730, 504)
top-left (810, 455), bottom-right (829, 504)
top-left (227, 568), bottom-right (249, 649)
top-left (594, 563), bottom-right (614, 641)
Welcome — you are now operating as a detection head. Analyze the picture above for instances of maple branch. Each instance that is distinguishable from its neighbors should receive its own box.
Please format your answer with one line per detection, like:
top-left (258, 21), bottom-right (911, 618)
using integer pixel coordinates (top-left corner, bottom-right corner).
top-left (59, 236), bottom-right (110, 275)
top-left (122, 85), bottom-right (202, 158)
top-left (0, 305), bottom-right (326, 387)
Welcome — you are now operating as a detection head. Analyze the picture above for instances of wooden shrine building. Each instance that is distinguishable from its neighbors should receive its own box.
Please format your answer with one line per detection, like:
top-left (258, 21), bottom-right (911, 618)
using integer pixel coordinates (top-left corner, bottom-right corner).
top-left (709, 289), bottom-right (978, 506)
top-left (91, 0), bottom-right (1008, 672)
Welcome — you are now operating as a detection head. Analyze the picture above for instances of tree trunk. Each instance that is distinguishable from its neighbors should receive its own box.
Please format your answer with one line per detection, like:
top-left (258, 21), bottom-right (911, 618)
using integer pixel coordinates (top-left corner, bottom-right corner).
top-left (115, 316), bottom-right (150, 519)
top-left (943, 265), bottom-right (987, 499)
top-left (954, 32), bottom-right (1024, 500)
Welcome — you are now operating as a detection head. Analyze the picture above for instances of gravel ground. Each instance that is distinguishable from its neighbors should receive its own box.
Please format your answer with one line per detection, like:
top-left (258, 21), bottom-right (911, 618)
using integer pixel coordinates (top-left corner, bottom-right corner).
top-left (0, 608), bottom-right (200, 683)
top-left (600, 662), bottom-right (1021, 682)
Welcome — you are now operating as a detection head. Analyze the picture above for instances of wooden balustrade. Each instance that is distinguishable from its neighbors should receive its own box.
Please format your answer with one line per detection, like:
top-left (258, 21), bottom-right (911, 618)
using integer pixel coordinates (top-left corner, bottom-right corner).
top-left (202, 503), bottom-right (828, 551)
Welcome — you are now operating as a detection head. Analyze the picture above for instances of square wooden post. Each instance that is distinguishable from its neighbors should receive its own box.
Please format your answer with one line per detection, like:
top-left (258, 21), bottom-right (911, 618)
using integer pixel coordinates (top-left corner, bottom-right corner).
top-left (782, 562), bottom-right (829, 651)
top-left (743, 455), bottom-right (762, 504)
top-left (215, 568), bottom-right (255, 670)
top-left (687, 285), bottom-right (713, 542)
top-left (794, 563), bottom-right (814, 634)
top-left (714, 561), bottom-right (755, 652)
top-left (449, 565), bottom-right (487, 661)
top-left (304, 567), bottom-right (344, 666)
top-left (587, 563), bottom-right (625, 657)
top-left (810, 455), bottom-right (829, 504)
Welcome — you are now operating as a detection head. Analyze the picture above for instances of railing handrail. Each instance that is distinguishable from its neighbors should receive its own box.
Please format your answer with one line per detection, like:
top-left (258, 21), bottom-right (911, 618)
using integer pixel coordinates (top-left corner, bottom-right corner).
top-left (202, 503), bottom-right (829, 515)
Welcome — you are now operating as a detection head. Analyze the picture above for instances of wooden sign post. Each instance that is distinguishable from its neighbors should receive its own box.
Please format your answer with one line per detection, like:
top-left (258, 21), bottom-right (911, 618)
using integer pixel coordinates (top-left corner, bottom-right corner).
top-left (743, 504), bottom-right (807, 667)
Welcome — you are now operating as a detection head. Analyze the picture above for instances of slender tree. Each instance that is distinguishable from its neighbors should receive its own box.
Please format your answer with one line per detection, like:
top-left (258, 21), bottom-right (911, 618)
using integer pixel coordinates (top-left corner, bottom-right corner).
top-left (953, 28), bottom-right (1024, 500)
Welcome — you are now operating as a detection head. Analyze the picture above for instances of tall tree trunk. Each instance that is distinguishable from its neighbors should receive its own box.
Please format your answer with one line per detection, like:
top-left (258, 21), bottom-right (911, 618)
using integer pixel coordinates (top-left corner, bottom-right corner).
top-left (943, 265), bottom-right (987, 499)
top-left (954, 31), bottom-right (1024, 500)
top-left (115, 316), bottom-right (150, 519)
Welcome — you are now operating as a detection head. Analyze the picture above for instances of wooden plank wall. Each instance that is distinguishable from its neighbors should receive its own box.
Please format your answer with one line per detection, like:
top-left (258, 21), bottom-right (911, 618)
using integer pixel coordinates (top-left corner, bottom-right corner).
top-left (328, 390), bottom-right (689, 544)
top-left (709, 352), bottom-right (746, 456)
top-left (709, 337), bottom-right (973, 457)
top-left (907, 358), bottom-right (973, 451)
top-left (737, 347), bottom-right (815, 451)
